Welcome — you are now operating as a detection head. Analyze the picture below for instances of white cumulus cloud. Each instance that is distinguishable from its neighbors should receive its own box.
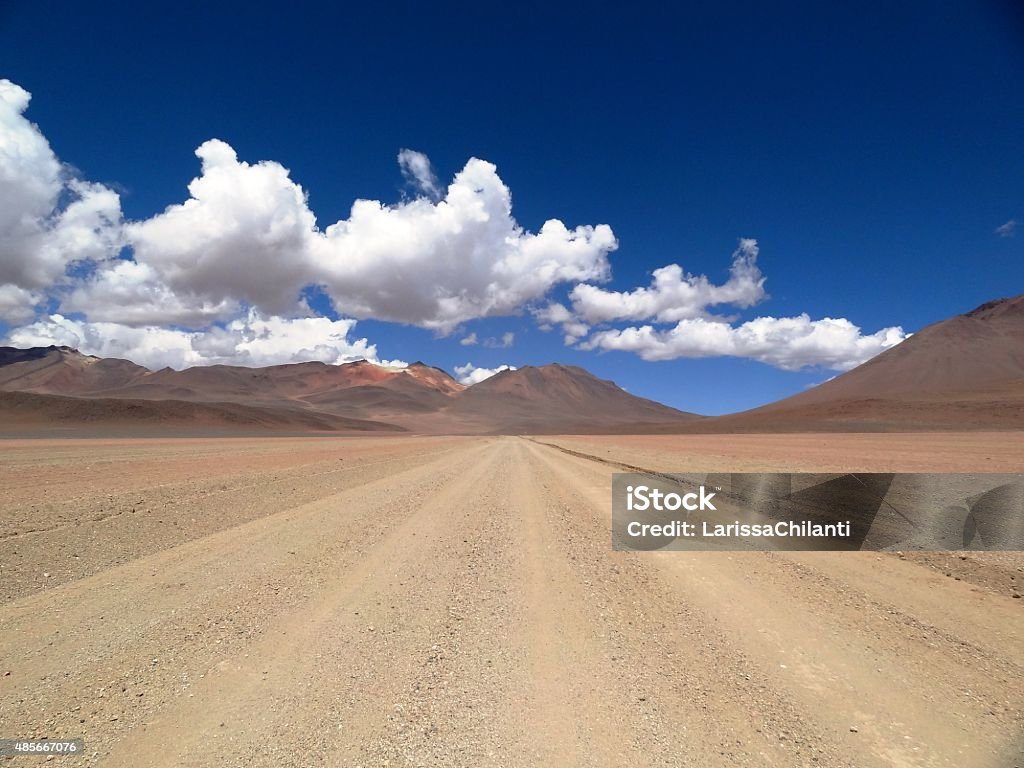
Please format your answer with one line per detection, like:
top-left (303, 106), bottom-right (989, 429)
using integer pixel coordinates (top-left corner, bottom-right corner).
top-left (1, 80), bottom-right (618, 369)
top-left (453, 362), bottom-right (517, 385)
top-left (569, 238), bottom-right (765, 324)
top-left (5, 312), bottom-right (400, 371)
top-left (581, 314), bottom-right (906, 371)
top-left (123, 139), bottom-right (316, 318)
top-left (310, 157), bottom-right (616, 332)
top-left (62, 260), bottom-right (241, 327)
top-left (0, 79), bottom-right (122, 304)
top-left (542, 239), bottom-right (905, 370)
top-left (533, 302), bottom-right (590, 344)
top-left (72, 140), bottom-right (616, 333)
top-left (0, 79), bottom-right (910, 377)
top-left (0, 284), bottom-right (42, 324)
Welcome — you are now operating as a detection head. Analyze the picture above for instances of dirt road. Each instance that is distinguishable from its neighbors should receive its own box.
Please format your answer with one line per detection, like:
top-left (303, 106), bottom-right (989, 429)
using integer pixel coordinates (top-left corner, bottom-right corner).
top-left (1, 434), bottom-right (1022, 767)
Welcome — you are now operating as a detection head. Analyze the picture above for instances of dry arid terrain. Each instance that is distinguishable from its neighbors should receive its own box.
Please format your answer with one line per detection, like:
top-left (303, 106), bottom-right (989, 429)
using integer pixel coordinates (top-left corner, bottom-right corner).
top-left (1, 432), bottom-right (1022, 767)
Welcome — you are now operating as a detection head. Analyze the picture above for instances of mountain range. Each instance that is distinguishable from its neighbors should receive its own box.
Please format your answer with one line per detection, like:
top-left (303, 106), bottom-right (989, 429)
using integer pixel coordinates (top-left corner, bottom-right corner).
top-left (0, 347), bottom-right (695, 434)
top-left (0, 295), bottom-right (1020, 434)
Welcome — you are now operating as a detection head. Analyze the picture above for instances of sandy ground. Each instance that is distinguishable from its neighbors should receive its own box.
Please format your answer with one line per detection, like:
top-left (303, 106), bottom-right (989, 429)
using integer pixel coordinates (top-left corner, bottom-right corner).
top-left (0, 432), bottom-right (1022, 767)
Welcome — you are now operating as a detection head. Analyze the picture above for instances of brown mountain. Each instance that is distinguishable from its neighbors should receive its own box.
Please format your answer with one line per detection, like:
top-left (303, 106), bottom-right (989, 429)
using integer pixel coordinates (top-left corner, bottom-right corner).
top-left (0, 346), bottom-right (149, 394)
top-left (0, 348), bottom-right (695, 434)
top-left (771, 295), bottom-right (1024, 403)
top-left (7, 293), bottom-right (1015, 435)
top-left (431, 364), bottom-right (698, 434)
top-left (0, 348), bottom-right (450, 433)
top-left (705, 295), bottom-right (1024, 431)
top-left (99, 359), bottom-right (463, 413)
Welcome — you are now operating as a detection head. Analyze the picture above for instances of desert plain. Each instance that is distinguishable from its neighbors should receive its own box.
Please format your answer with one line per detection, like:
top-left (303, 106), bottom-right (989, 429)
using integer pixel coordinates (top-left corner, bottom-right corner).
top-left (1, 431), bottom-right (1022, 768)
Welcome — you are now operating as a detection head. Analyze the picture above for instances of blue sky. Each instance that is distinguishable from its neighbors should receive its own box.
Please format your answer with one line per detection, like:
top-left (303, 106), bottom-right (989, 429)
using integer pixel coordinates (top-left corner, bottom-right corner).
top-left (0, 0), bottom-right (1021, 414)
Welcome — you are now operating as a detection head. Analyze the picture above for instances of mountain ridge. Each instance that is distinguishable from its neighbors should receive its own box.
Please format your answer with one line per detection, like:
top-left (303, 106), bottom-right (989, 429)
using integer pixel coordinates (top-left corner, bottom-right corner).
top-left (0, 347), bottom-right (697, 434)
top-left (702, 294), bottom-right (1024, 431)
top-left (1, 294), bottom-right (1019, 433)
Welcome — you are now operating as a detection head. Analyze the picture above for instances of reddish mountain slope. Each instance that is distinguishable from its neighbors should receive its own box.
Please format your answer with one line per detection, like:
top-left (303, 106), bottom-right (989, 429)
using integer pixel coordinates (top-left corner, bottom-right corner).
top-left (705, 295), bottom-right (1024, 431)
top-left (0, 346), bottom-right (148, 394)
top-left (0, 350), bottom-right (465, 424)
top-left (0, 350), bottom-right (694, 434)
top-left (773, 295), bottom-right (1024, 405)
top-left (431, 364), bottom-right (699, 434)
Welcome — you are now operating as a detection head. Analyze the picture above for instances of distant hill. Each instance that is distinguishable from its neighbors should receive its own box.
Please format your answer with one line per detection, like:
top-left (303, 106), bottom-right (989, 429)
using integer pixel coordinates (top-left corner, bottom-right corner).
top-left (0, 347), bottom-right (696, 434)
top-left (0, 346), bottom-right (149, 394)
top-left (433, 364), bottom-right (698, 433)
top-left (703, 295), bottom-right (1024, 431)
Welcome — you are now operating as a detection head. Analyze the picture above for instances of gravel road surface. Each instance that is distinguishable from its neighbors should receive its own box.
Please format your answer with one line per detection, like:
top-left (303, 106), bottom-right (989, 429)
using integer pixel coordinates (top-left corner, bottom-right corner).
top-left (1, 434), bottom-right (1021, 767)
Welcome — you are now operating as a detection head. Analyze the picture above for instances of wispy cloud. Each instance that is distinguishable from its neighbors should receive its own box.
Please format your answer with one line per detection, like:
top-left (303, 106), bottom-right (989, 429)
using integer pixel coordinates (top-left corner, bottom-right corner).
top-left (459, 331), bottom-right (514, 347)
top-left (996, 219), bottom-right (1017, 238)
top-left (397, 148), bottom-right (442, 200)
top-left (482, 331), bottom-right (515, 348)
